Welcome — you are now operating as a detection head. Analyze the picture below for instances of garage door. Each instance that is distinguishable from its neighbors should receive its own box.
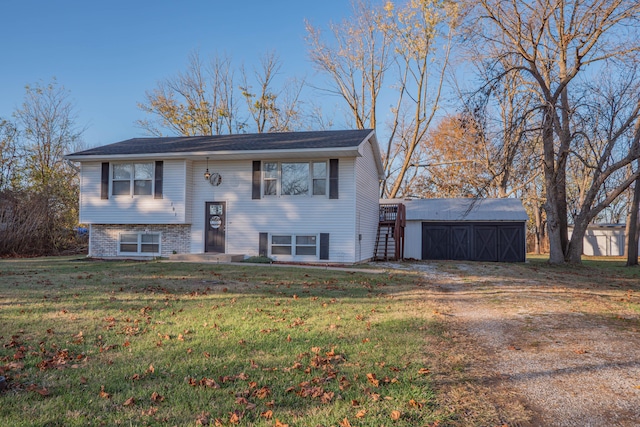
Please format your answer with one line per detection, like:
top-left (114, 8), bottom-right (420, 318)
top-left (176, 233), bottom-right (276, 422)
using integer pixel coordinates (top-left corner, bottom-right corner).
top-left (422, 222), bottom-right (525, 262)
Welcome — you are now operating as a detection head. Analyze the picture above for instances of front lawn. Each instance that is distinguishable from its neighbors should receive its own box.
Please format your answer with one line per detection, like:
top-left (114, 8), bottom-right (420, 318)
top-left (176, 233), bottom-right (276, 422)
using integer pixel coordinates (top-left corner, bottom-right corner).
top-left (0, 258), bottom-right (443, 426)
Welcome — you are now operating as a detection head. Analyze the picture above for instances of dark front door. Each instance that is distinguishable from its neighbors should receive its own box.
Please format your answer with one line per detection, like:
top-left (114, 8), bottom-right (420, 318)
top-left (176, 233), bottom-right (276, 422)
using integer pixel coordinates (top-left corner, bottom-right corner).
top-left (205, 202), bottom-right (226, 253)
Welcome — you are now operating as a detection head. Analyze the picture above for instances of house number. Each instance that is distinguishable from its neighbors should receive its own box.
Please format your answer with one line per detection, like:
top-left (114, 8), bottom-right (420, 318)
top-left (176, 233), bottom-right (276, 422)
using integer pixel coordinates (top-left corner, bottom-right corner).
top-left (210, 216), bottom-right (222, 229)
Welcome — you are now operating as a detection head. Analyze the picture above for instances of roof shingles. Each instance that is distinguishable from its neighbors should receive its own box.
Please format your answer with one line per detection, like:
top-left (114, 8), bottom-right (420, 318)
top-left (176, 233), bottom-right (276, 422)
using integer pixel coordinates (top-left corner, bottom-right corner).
top-left (67, 129), bottom-right (374, 157)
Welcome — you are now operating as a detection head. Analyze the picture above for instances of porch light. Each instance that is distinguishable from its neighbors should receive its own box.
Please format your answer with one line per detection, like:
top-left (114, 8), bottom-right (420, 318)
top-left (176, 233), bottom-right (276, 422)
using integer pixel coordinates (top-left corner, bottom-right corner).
top-left (204, 157), bottom-right (211, 180)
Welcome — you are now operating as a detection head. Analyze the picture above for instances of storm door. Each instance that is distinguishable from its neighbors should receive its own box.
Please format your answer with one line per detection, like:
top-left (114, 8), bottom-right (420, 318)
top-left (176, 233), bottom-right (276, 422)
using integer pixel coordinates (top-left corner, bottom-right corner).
top-left (205, 202), bottom-right (226, 253)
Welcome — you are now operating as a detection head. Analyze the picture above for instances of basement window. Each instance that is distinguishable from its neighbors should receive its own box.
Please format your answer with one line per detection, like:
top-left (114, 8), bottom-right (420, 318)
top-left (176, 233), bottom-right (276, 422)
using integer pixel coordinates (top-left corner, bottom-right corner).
top-left (270, 234), bottom-right (317, 256)
top-left (119, 233), bottom-right (161, 255)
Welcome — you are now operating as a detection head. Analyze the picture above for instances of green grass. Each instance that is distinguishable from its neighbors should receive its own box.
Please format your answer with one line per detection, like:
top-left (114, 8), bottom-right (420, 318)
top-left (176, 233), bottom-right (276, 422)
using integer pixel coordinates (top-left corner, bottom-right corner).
top-left (0, 257), bottom-right (443, 427)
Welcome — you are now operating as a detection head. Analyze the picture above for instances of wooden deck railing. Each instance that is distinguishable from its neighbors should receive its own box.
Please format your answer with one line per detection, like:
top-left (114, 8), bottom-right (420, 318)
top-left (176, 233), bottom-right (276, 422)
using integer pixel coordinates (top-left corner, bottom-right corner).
top-left (377, 203), bottom-right (406, 260)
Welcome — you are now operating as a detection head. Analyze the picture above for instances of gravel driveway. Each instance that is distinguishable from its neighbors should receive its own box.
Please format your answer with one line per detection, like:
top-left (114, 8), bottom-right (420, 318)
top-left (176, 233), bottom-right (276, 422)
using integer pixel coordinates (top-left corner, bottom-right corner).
top-left (381, 261), bottom-right (640, 426)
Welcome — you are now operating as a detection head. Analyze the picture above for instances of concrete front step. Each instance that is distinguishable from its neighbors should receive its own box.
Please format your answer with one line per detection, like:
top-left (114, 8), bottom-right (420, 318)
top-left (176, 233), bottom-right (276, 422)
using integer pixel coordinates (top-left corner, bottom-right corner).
top-left (169, 253), bottom-right (245, 263)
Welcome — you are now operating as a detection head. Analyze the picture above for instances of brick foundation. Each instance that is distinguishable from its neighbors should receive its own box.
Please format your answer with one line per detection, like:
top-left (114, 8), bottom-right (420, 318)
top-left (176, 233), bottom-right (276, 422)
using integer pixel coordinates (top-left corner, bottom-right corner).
top-left (89, 224), bottom-right (191, 257)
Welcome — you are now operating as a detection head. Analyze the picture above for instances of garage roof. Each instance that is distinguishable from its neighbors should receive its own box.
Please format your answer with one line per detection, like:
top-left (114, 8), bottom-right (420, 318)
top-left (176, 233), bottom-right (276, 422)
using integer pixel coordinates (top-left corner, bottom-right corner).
top-left (387, 198), bottom-right (529, 222)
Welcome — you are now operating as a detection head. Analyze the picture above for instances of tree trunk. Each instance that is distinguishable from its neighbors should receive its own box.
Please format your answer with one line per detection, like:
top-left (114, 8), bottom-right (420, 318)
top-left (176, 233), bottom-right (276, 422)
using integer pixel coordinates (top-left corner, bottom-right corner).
top-left (542, 108), bottom-right (566, 264)
top-left (533, 201), bottom-right (543, 255)
top-left (627, 173), bottom-right (640, 266)
top-left (567, 216), bottom-right (588, 264)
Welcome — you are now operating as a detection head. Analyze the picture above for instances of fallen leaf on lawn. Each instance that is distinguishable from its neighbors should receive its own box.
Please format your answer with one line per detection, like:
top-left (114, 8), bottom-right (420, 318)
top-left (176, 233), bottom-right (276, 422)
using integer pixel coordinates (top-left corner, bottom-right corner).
top-left (356, 409), bottom-right (367, 418)
top-left (195, 412), bottom-right (210, 426)
top-left (321, 391), bottom-right (334, 403)
top-left (200, 377), bottom-right (220, 388)
top-left (366, 373), bottom-right (379, 387)
top-left (141, 406), bottom-right (158, 416)
top-left (255, 386), bottom-right (271, 399)
top-left (27, 384), bottom-right (50, 396)
top-left (146, 364), bottom-right (155, 374)
top-left (408, 399), bottom-right (423, 408)
top-left (418, 368), bottom-right (430, 375)
top-left (229, 410), bottom-right (242, 424)
top-left (151, 391), bottom-right (164, 402)
top-left (99, 385), bottom-right (110, 399)
top-left (391, 410), bottom-right (401, 420)
top-left (275, 420), bottom-right (289, 427)
top-left (123, 397), bottom-right (135, 406)
top-left (253, 409), bottom-right (270, 420)
top-left (339, 418), bottom-right (352, 427)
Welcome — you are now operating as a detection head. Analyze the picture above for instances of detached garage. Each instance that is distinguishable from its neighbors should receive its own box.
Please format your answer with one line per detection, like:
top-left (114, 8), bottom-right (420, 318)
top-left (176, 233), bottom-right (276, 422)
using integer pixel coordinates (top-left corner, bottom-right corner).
top-left (399, 198), bottom-right (528, 262)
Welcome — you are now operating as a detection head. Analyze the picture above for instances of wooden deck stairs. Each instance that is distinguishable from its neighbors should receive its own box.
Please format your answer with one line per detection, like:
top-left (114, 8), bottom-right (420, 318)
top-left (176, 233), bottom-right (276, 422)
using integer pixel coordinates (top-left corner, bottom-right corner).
top-left (374, 203), bottom-right (406, 261)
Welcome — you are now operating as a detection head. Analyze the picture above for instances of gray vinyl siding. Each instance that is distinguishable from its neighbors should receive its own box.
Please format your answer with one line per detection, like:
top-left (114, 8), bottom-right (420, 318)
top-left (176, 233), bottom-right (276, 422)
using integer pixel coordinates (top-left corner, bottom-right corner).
top-left (78, 160), bottom-right (187, 224)
top-left (354, 141), bottom-right (381, 261)
top-left (189, 158), bottom-right (358, 262)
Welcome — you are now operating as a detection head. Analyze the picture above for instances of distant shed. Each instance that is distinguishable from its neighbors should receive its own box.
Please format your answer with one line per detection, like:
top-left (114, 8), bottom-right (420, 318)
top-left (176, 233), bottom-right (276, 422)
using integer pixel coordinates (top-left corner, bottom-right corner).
top-left (398, 198), bottom-right (528, 262)
top-left (569, 224), bottom-right (633, 256)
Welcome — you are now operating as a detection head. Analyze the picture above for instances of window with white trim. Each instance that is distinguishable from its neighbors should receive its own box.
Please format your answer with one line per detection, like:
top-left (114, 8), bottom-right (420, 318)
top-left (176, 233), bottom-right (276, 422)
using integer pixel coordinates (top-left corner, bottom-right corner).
top-left (270, 234), bottom-right (317, 256)
top-left (295, 235), bottom-right (317, 255)
top-left (112, 162), bottom-right (154, 196)
top-left (312, 162), bottom-right (327, 196)
top-left (263, 161), bottom-right (327, 196)
top-left (119, 233), bottom-right (161, 255)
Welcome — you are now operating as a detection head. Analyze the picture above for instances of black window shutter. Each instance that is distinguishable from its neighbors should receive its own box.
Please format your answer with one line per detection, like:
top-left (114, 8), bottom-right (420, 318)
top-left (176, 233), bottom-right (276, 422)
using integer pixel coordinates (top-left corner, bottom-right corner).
top-left (259, 232), bottom-right (268, 257)
top-left (154, 161), bottom-right (163, 199)
top-left (329, 159), bottom-right (339, 199)
top-left (320, 233), bottom-right (330, 260)
top-left (101, 162), bottom-right (109, 200)
top-left (252, 161), bottom-right (261, 200)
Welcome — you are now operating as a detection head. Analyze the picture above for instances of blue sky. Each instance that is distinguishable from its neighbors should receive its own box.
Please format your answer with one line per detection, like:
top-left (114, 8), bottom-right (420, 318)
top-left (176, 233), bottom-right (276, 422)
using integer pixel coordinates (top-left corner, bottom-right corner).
top-left (0, 1), bottom-right (353, 147)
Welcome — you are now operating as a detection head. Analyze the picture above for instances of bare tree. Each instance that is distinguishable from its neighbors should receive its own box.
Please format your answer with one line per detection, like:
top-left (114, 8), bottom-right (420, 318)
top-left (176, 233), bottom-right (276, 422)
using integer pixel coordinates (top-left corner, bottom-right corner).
top-left (3, 79), bottom-right (84, 254)
top-left (15, 79), bottom-right (83, 189)
top-left (306, 0), bottom-right (458, 198)
top-left (627, 161), bottom-right (640, 266)
top-left (306, 0), bottom-right (392, 131)
top-left (137, 51), bottom-right (240, 136)
top-left (0, 118), bottom-right (19, 190)
top-left (240, 51), bottom-right (306, 133)
top-left (473, 0), bottom-right (640, 263)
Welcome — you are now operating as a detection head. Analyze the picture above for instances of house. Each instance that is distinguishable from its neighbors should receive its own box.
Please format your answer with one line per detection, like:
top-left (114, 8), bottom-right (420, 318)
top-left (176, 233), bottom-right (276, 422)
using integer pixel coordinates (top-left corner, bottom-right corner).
top-left (380, 198), bottom-right (528, 262)
top-left (64, 129), bottom-right (384, 263)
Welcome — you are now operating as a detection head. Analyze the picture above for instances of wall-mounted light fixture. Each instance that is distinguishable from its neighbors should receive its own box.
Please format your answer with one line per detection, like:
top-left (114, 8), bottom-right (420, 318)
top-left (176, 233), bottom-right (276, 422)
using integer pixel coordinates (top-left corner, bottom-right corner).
top-left (204, 157), bottom-right (211, 180)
